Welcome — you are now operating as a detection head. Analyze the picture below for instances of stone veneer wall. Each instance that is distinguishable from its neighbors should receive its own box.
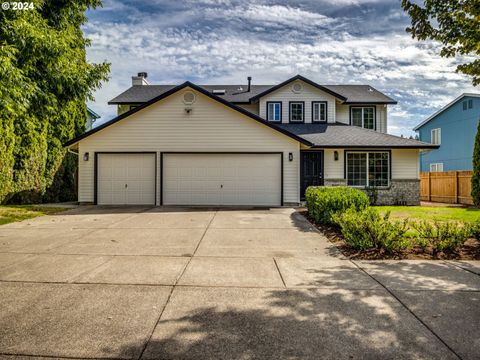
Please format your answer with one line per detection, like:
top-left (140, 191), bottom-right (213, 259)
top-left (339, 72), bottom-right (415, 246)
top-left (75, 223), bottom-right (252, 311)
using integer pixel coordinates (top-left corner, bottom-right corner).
top-left (322, 179), bottom-right (420, 206)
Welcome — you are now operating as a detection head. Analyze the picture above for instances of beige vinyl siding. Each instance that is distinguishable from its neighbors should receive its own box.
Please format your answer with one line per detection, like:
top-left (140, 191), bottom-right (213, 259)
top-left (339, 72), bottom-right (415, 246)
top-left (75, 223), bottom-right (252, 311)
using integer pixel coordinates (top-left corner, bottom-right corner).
top-left (335, 104), bottom-right (387, 133)
top-left (323, 148), bottom-right (420, 180)
top-left (236, 103), bottom-right (259, 115)
top-left (391, 149), bottom-right (420, 179)
top-left (78, 87), bottom-right (300, 204)
top-left (259, 80), bottom-right (336, 124)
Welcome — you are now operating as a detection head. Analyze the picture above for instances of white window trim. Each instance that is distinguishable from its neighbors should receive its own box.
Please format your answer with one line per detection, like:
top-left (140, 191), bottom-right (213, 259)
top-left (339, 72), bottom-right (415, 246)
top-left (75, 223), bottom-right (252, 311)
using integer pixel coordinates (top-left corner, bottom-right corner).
top-left (431, 128), bottom-right (441, 145)
top-left (351, 106), bottom-right (376, 130)
top-left (289, 102), bottom-right (304, 123)
top-left (346, 151), bottom-right (390, 188)
top-left (266, 102), bottom-right (282, 122)
top-left (430, 163), bottom-right (444, 172)
top-left (312, 102), bottom-right (327, 122)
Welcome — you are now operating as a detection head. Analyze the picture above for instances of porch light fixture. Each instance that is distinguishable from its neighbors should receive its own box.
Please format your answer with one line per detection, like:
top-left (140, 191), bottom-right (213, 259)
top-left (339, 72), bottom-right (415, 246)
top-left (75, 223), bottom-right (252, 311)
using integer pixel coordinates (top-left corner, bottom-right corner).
top-left (83, 152), bottom-right (89, 161)
top-left (334, 151), bottom-right (339, 161)
top-left (288, 152), bottom-right (293, 161)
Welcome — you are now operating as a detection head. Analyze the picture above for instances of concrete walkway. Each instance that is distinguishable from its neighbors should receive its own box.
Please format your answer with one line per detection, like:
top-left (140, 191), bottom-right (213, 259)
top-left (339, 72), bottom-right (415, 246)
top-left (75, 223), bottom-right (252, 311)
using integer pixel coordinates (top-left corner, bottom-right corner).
top-left (0, 206), bottom-right (478, 359)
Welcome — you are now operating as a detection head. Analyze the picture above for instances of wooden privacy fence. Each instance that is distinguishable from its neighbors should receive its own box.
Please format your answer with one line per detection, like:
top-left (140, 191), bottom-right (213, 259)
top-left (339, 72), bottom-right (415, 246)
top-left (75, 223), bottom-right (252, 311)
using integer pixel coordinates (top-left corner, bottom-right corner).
top-left (420, 171), bottom-right (473, 205)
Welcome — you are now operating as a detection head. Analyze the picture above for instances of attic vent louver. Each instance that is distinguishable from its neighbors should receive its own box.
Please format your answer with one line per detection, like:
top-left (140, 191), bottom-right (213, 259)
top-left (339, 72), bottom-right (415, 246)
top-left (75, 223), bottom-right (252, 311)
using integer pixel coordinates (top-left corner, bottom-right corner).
top-left (212, 89), bottom-right (226, 95)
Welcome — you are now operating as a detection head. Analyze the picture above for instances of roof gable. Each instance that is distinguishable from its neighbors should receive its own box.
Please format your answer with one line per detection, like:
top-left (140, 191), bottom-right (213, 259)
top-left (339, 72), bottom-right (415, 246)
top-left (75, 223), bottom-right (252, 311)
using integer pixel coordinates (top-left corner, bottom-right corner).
top-left (413, 93), bottom-right (480, 131)
top-left (249, 75), bottom-right (348, 102)
top-left (64, 82), bottom-right (312, 147)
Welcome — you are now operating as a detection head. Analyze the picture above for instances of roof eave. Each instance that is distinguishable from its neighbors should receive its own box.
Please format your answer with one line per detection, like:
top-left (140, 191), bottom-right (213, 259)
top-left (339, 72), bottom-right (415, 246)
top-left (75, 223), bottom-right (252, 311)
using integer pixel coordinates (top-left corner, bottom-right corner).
top-left (343, 101), bottom-right (398, 105)
top-left (249, 74), bottom-right (348, 102)
top-left (309, 144), bottom-right (439, 149)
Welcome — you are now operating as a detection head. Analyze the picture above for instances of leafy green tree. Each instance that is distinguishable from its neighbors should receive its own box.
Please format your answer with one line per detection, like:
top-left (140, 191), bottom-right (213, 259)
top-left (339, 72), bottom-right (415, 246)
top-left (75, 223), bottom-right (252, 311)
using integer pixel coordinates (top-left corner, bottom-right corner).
top-left (472, 119), bottom-right (480, 206)
top-left (0, 0), bottom-right (109, 203)
top-left (401, 0), bottom-right (480, 85)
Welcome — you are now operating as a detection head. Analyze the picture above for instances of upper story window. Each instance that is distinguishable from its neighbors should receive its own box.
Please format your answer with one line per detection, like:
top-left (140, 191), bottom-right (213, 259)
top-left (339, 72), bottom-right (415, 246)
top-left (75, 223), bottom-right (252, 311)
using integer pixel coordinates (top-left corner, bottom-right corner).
top-left (289, 102), bottom-right (304, 122)
top-left (351, 107), bottom-right (375, 130)
top-left (431, 128), bottom-right (441, 145)
top-left (312, 101), bottom-right (327, 122)
top-left (266, 102), bottom-right (282, 122)
top-left (469, 99), bottom-right (473, 109)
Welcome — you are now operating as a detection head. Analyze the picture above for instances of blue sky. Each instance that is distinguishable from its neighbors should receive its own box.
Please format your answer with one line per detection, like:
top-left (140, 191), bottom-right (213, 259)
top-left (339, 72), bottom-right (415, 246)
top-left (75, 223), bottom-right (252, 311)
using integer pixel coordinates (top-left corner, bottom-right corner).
top-left (84, 0), bottom-right (477, 136)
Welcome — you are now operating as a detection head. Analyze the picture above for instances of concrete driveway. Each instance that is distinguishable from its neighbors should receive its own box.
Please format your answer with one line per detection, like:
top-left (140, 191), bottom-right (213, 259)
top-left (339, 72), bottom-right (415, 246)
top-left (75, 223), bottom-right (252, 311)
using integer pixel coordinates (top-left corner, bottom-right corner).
top-left (0, 206), bottom-right (478, 359)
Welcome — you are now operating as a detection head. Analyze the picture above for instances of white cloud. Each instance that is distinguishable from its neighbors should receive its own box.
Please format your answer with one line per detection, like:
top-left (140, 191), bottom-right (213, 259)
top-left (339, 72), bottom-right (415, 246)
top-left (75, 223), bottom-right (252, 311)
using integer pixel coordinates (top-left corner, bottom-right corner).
top-left (84, 1), bottom-right (477, 136)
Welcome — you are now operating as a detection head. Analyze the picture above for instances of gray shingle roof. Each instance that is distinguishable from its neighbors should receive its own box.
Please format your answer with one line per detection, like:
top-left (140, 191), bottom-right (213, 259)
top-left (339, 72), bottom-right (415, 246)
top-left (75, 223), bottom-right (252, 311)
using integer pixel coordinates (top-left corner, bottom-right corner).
top-left (108, 84), bottom-right (396, 104)
top-left (276, 123), bottom-right (437, 148)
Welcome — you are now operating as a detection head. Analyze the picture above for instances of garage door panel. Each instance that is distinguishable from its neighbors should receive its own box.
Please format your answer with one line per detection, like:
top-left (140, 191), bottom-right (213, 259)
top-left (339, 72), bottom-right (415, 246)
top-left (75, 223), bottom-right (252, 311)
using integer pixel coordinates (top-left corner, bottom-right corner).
top-left (97, 153), bottom-right (156, 205)
top-left (163, 153), bottom-right (281, 206)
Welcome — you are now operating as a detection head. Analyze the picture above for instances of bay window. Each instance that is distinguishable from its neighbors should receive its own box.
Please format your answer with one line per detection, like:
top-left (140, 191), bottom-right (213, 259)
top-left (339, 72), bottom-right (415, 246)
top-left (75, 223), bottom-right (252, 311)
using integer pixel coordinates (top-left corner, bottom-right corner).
top-left (351, 107), bottom-right (375, 130)
top-left (346, 151), bottom-right (390, 187)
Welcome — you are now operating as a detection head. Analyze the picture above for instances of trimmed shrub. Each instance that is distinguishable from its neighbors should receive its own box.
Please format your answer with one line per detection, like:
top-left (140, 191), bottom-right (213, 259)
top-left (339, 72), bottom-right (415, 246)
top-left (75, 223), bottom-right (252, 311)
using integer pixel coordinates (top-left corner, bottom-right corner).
top-left (412, 220), bottom-right (471, 253)
top-left (470, 218), bottom-right (480, 240)
top-left (333, 208), bottom-right (411, 253)
top-left (305, 186), bottom-right (369, 225)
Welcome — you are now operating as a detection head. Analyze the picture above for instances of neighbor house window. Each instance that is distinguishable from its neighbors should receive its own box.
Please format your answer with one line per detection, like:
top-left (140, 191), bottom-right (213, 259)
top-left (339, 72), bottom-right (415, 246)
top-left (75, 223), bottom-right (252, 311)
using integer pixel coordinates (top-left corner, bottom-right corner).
top-left (463, 101), bottom-right (468, 110)
top-left (266, 102), bottom-right (282, 122)
top-left (469, 99), bottom-right (473, 109)
top-left (431, 128), bottom-right (441, 145)
top-left (289, 102), bottom-right (304, 122)
top-left (129, 105), bottom-right (139, 111)
top-left (312, 101), bottom-right (327, 122)
top-left (346, 152), bottom-right (390, 187)
top-left (351, 107), bottom-right (375, 130)
top-left (430, 163), bottom-right (444, 172)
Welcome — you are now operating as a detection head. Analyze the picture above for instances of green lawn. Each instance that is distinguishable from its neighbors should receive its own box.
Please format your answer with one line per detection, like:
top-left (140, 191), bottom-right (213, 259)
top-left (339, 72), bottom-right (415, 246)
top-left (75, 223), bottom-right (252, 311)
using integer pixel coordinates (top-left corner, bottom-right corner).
top-left (0, 206), bottom-right (65, 226)
top-left (377, 206), bottom-right (480, 223)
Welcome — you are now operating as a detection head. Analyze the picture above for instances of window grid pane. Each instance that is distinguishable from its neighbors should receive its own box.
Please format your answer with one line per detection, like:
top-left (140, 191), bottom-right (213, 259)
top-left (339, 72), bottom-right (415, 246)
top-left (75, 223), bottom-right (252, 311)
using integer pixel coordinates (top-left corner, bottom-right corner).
top-left (290, 103), bottom-right (303, 121)
top-left (368, 152), bottom-right (389, 187)
top-left (347, 152), bottom-right (389, 187)
top-left (364, 108), bottom-right (374, 129)
top-left (352, 108), bottom-right (362, 127)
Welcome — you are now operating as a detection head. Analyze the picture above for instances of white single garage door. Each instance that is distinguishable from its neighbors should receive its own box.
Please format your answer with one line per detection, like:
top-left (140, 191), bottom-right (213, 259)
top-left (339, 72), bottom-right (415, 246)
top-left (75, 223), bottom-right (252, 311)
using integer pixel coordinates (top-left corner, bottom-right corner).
top-left (97, 153), bottom-right (156, 205)
top-left (163, 153), bottom-right (282, 206)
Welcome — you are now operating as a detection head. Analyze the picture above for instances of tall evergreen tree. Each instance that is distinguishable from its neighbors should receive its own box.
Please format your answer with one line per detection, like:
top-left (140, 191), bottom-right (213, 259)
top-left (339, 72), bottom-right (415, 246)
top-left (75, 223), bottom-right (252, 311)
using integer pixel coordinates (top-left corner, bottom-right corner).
top-left (472, 120), bottom-right (480, 206)
top-left (0, 0), bottom-right (109, 203)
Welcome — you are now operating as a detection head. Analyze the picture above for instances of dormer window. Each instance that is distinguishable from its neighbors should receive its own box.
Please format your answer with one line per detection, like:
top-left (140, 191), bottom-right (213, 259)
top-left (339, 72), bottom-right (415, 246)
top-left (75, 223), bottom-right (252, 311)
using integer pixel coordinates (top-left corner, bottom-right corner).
top-left (266, 102), bottom-right (282, 122)
top-left (351, 107), bottom-right (375, 130)
top-left (289, 102), bottom-right (304, 123)
top-left (312, 101), bottom-right (327, 122)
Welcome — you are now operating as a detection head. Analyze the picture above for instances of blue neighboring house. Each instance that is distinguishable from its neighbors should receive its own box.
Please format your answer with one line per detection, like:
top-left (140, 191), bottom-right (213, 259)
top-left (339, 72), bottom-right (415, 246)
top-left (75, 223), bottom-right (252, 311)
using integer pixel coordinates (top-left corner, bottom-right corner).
top-left (414, 93), bottom-right (480, 172)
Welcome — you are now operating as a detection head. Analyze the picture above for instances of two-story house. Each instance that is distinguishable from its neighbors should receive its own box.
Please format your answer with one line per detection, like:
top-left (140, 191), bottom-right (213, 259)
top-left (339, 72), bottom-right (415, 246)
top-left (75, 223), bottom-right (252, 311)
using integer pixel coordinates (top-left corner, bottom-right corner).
top-left (414, 93), bottom-right (480, 172)
top-left (64, 74), bottom-right (436, 206)
top-left (86, 107), bottom-right (101, 131)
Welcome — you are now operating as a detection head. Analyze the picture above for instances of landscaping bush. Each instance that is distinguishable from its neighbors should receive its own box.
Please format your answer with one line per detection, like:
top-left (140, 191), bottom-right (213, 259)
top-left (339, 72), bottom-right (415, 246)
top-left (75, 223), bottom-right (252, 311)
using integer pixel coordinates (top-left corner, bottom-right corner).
top-left (412, 220), bottom-right (471, 254)
top-left (332, 207), bottom-right (411, 253)
top-left (470, 218), bottom-right (480, 240)
top-left (305, 186), bottom-right (369, 225)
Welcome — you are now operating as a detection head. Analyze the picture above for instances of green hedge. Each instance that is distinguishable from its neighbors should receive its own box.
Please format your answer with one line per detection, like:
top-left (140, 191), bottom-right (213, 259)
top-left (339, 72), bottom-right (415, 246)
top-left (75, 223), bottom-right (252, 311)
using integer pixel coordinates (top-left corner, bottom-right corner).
top-left (305, 186), bottom-right (369, 225)
top-left (333, 208), bottom-right (411, 253)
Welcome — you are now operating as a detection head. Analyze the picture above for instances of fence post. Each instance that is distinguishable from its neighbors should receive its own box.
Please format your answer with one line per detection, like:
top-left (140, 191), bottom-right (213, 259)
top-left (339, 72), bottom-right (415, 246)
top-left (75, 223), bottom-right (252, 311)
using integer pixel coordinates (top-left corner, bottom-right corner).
top-left (428, 172), bottom-right (431, 202)
top-left (455, 171), bottom-right (459, 204)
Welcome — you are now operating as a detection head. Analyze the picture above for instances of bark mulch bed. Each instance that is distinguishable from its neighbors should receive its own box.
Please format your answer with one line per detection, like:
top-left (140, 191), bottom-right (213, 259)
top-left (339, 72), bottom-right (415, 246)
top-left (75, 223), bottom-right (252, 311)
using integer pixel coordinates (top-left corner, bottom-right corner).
top-left (299, 210), bottom-right (480, 260)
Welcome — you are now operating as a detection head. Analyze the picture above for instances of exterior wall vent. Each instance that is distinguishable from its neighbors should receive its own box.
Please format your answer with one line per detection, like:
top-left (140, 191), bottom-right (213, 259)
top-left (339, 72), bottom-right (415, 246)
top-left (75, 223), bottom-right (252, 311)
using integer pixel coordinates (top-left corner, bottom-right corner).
top-left (183, 91), bottom-right (196, 105)
top-left (292, 82), bottom-right (303, 93)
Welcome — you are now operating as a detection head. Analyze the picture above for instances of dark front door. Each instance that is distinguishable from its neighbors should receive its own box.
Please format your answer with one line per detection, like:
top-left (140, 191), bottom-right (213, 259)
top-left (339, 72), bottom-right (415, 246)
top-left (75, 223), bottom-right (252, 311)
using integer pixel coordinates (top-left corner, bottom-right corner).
top-left (300, 151), bottom-right (324, 200)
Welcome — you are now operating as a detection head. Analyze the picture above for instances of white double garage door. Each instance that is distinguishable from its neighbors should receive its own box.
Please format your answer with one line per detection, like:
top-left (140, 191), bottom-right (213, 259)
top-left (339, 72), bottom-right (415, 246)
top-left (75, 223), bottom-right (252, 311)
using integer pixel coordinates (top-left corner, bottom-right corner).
top-left (96, 153), bottom-right (282, 206)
